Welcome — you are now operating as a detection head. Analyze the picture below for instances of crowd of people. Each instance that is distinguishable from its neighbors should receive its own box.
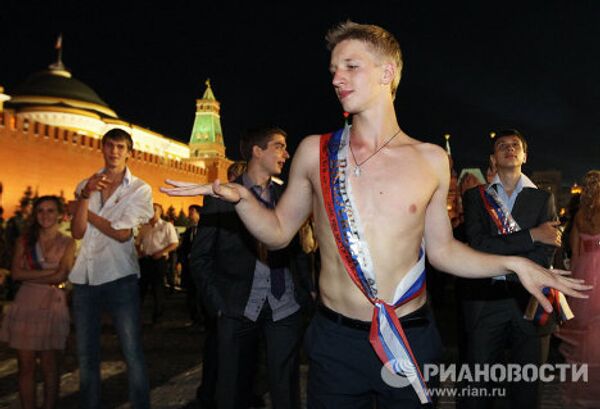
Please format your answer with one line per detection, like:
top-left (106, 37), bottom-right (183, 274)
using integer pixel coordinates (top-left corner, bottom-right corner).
top-left (0, 20), bottom-right (597, 409)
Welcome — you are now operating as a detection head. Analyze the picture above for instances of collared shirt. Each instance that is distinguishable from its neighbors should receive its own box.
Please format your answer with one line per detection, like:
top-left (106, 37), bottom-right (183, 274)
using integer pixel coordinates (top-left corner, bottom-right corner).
top-left (241, 173), bottom-right (300, 322)
top-left (487, 173), bottom-right (537, 280)
top-left (69, 167), bottom-right (153, 286)
top-left (487, 173), bottom-right (537, 212)
top-left (137, 218), bottom-right (179, 258)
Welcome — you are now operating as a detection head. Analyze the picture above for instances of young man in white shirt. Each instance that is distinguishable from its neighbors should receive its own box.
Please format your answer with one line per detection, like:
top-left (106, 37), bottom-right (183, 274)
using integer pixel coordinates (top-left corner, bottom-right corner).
top-left (70, 128), bottom-right (153, 409)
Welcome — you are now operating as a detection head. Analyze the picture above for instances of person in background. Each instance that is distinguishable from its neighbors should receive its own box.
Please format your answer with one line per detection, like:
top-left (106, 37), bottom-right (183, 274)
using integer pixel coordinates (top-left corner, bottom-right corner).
top-left (136, 203), bottom-right (179, 324)
top-left (192, 127), bottom-right (311, 409)
top-left (194, 160), bottom-right (248, 409)
top-left (4, 198), bottom-right (33, 299)
top-left (558, 170), bottom-right (600, 408)
top-left (460, 129), bottom-right (561, 409)
top-left (178, 204), bottom-right (203, 327)
top-left (0, 196), bottom-right (75, 409)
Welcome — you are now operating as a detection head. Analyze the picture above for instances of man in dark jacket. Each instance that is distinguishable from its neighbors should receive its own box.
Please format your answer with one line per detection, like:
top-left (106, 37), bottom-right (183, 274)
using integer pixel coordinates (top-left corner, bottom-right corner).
top-left (460, 129), bottom-right (561, 409)
top-left (192, 126), bottom-right (312, 409)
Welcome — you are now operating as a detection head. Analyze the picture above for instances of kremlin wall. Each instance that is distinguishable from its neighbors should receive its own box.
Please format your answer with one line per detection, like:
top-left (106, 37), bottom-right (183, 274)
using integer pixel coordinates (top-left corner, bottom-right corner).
top-left (0, 112), bottom-right (219, 216)
top-left (0, 49), bottom-right (232, 217)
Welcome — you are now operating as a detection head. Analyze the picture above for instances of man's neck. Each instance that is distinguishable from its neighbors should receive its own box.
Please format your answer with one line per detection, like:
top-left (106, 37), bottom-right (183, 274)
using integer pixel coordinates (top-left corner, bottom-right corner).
top-left (104, 165), bottom-right (126, 181)
top-left (350, 103), bottom-right (403, 147)
top-left (497, 168), bottom-right (522, 195)
top-left (246, 163), bottom-right (271, 188)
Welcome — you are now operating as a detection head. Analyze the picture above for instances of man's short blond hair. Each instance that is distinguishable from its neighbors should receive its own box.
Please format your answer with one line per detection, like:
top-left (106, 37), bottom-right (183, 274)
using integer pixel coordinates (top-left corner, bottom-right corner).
top-left (326, 20), bottom-right (403, 98)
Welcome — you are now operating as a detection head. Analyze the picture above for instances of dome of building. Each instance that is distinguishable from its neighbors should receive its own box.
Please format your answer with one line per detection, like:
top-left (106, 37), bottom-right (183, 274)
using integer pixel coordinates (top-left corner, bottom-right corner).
top-left (8, 64), bottom-right (117, 118)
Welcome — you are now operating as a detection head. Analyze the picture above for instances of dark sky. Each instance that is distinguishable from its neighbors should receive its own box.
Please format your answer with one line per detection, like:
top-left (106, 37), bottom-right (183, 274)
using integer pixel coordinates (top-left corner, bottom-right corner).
top-left (2, 1), bottom-right (599, 183)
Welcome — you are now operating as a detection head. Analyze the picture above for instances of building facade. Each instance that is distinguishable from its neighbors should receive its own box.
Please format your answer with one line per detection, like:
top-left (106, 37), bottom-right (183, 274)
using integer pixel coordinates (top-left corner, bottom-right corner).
top-left (1, 52), bottom-right (230, 217)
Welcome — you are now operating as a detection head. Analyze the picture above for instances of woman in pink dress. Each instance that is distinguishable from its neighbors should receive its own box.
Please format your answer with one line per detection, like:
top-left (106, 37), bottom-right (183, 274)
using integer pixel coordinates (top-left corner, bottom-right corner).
top-left (559, 170), bottom-right (600, 407)
top-left (0, 196), bottom-right (75, 409)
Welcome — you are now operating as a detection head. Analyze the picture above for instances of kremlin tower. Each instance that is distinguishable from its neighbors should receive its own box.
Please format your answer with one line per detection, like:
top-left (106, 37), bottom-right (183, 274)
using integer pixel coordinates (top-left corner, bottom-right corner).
top-left (186, 80), bottom-right (231, 181)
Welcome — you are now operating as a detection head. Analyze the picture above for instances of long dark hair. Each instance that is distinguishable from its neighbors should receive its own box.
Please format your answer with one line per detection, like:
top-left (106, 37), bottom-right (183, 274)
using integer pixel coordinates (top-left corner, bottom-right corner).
top-left (25, 195), bottom-right (64, 246)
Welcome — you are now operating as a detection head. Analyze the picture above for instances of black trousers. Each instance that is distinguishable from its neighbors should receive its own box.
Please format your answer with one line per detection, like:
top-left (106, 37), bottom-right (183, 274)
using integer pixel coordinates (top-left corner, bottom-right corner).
top-left (138, 256), bottom-right (166, 321)
top-left (181, 262), bottom-right (200, 323)
top-left (197, 313), bottom-right (218, 408)
top-left (304, 305), bottom-right (442, 409)
top-left (459, 298), bottom-right (549, 409)
top-left (216, 306), bottom-right (303, 409)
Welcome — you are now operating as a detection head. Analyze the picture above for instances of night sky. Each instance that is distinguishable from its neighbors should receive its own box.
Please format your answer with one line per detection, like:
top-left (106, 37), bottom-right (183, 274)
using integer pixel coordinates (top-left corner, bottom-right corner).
top-left (2, 1), bottom-right (599, 184)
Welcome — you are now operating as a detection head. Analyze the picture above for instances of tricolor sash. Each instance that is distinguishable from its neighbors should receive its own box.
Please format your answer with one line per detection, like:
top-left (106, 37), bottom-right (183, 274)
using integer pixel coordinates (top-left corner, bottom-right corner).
top-left (23, 238), bottom-right (44, 270)
top-left (320, 127), bottom-right (430, 404)
top-left (478, 185), bottom-right (520, 235)
top-left (478, 185), bottom-right (573, 324)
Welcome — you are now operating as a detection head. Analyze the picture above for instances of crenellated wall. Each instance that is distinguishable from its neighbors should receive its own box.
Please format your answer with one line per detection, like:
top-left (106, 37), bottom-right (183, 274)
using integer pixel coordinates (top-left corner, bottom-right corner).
top-left (0, 111), bottom-right (224, 217)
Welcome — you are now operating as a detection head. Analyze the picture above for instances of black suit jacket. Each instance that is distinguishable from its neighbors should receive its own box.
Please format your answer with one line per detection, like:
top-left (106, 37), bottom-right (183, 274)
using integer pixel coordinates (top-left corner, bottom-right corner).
top-left (190, 176), bottom-right (313, 319)
top-left (461, 185), bottom-right (557, 316)
top-left (178, 225), bottom-right (196, 264)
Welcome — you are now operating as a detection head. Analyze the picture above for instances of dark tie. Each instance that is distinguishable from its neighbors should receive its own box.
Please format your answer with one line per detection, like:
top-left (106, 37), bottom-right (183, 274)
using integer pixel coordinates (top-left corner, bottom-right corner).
top-left (250, 185), bottom-right (285, 300)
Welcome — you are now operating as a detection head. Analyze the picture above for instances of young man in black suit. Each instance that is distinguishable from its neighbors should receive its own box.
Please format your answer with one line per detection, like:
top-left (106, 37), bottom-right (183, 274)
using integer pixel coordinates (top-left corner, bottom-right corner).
top-left (460, 129), bottom-right (562, 409)
top-left (191, 126), bottom-right (312, 409)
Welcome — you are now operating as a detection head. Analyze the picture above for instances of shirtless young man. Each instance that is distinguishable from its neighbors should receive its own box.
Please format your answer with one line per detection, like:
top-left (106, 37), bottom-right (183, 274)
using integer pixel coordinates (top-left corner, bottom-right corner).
top-left (163, 21), bottom-right (588, 408)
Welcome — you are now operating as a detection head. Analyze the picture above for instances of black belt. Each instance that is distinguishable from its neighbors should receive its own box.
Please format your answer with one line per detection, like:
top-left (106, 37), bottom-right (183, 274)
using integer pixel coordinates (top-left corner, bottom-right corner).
top-left (318, 303), bottom-right (430, 332)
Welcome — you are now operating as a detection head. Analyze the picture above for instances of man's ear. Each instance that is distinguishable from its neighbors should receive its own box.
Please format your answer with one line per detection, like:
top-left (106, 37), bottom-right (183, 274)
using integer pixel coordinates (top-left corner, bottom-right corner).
top-left (252, 144), bottom-right (263, 159)
top-left (522, 152), bottom-right (527, 164)
top-left (381, 62), bottom-right (395, 85)
top-left (489, 154), bottom-right (496, 168)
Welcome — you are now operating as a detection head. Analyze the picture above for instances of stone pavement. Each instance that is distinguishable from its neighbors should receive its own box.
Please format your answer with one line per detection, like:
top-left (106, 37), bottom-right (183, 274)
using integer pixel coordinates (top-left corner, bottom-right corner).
top-left (0, 290), bottom-right (569, 408)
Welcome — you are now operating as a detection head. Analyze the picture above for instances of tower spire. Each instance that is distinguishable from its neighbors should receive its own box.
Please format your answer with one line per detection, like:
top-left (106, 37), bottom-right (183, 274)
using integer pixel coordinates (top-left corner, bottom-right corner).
top-left (203, 78), bottom-right (216, 100)
top-left (187, 79), bottom-right (225, 162)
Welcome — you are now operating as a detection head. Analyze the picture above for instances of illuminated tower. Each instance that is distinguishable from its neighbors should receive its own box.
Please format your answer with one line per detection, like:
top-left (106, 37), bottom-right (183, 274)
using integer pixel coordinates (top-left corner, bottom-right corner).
top-left (188, 79), bottom-right (227, 166)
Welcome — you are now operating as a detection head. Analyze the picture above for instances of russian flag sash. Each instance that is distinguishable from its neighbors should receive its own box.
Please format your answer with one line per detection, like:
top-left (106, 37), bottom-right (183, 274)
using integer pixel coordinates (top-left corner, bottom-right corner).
top-left (319, 127), bottom-right (430, 404)
top-left (23, 237), bottom-right (44, 270)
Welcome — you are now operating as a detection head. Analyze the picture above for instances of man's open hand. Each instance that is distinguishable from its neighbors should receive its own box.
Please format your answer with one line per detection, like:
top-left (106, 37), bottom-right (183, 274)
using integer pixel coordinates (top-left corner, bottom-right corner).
top-left (510, 257), bottom-right (592, 312)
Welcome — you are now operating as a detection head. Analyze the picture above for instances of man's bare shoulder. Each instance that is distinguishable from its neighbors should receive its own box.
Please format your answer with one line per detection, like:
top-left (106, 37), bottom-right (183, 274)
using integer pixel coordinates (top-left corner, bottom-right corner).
top-left (284, 134), bottom-right (322, 185)
top-left (402, 137), bottom-right (449, 168)
top-left (300, 134), bottom-right (322, 149)
top-left (293, 134), bottom-right (321, 164)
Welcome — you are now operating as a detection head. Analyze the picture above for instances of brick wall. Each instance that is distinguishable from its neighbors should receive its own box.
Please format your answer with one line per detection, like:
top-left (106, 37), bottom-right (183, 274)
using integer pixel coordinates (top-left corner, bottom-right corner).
top-left (0, 112), bottom-right (222, 217)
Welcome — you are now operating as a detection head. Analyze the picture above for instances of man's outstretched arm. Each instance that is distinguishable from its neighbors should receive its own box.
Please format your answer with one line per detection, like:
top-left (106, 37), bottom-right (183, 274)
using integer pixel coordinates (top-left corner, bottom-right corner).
top-left (423, 146), bottom-right (590, 312)
top-left (162, 135), bottom-right (318, 248)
